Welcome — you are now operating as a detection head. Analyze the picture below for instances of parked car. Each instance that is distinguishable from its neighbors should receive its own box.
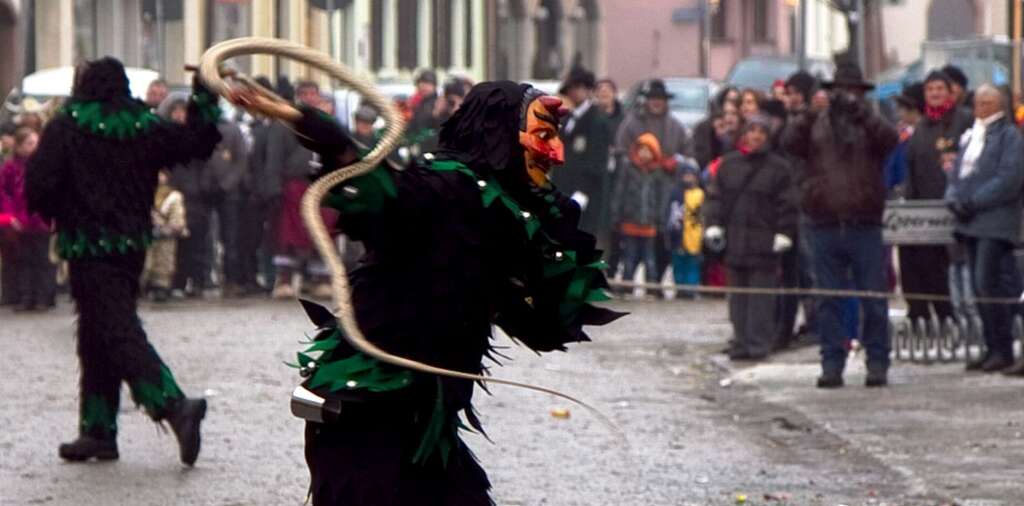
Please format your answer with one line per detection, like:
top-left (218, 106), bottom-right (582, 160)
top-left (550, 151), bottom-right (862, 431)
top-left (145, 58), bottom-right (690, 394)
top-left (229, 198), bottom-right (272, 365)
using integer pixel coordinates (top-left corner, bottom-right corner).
top-left (726, 56), bottom-right (834, 92)
top-left (624, 77), bottom-right (720, 131)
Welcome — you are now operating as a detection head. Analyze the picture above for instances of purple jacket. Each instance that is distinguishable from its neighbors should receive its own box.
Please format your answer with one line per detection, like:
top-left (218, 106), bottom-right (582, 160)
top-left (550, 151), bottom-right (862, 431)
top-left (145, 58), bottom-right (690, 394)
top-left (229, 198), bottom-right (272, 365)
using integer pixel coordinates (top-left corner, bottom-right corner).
top-left (1, 156), bottom-right (51, 234)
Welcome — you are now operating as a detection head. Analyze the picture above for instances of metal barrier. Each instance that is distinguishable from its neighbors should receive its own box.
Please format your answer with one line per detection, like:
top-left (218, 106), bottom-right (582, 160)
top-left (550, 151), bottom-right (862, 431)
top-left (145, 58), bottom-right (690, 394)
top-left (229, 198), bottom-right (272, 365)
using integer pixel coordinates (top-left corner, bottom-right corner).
top-left (888, 315), bottom-right (1024, 364)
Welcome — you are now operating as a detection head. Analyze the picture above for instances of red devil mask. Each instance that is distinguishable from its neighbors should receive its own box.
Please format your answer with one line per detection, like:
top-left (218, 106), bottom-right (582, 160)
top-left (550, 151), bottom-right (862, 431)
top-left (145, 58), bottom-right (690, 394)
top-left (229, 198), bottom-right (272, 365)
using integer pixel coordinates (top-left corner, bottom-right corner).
top-left (518, 91), bottom-right (567, 187)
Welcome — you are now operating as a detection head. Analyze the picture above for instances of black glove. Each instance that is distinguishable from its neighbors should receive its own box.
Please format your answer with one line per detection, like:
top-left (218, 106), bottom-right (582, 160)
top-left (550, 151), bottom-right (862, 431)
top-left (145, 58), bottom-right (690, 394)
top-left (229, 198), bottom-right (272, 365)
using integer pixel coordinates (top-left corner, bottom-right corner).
top-left (947, 200), bottom-right (974, 223)
top-left (293, 107), bottom-right (358, 178)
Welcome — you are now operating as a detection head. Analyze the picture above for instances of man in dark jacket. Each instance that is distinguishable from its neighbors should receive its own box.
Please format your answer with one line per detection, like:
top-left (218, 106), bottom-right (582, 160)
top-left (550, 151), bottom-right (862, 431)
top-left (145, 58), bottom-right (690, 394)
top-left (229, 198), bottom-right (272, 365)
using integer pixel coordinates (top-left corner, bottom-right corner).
top-left (706, 117), bottom-right (798, 360)
top-left (902, 70), bottom-right (973, 322)
top-left (237, 76), bottom-right (277, 294)
top-left (781, 62), bottom-right (900, 388)
top-left (552, 66), bottom-right (611, 238)
top-left (945, 85), bottom-right (1024, 373)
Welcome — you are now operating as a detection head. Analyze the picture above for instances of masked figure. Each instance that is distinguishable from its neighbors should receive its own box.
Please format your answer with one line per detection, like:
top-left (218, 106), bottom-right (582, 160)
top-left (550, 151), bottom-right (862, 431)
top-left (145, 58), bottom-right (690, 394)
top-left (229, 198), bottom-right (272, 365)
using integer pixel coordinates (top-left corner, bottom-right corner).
top-left (24, 57), bottom-right (220, 465)
top-left (281, 81), bottom-right (624, 505)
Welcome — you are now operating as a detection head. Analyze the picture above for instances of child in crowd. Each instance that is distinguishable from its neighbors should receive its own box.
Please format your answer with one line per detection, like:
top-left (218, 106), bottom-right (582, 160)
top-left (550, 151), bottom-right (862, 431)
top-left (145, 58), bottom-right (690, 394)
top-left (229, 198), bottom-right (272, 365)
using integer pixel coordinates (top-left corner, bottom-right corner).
top-left (666, 161), bottom-right (704, 298)
top-left (0, 126), bottom-right (55, 310)
top-left (143, 170), bottom-right (188, 302)
top-left (610, 132), bottom-right (670, 296)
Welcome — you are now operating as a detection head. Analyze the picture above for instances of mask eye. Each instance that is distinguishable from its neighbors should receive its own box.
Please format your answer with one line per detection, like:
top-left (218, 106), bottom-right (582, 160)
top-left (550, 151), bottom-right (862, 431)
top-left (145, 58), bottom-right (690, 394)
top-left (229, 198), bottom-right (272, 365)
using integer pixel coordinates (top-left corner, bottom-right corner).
top-left (537, 131), bottom-right (551, 140)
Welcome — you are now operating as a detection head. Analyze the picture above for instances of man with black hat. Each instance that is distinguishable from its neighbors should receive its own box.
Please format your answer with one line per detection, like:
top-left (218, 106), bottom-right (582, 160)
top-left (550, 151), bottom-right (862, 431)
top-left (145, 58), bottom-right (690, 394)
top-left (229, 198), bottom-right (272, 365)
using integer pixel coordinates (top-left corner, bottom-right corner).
top-left (781, 62), bottom-right (899, 388)
top-left (902, 70), bottom-right (973, 324)
top-left (553, 65), bottom-right (611, 238)
top-left (615, 79), bottom-right (688, 286)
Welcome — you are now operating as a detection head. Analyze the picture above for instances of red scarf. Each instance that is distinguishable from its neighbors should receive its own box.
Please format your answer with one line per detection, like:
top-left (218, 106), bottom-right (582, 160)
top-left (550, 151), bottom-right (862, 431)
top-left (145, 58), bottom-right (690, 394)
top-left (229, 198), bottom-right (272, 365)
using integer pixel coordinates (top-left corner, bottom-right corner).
top-left (925, 100), bottom-right (955, 121)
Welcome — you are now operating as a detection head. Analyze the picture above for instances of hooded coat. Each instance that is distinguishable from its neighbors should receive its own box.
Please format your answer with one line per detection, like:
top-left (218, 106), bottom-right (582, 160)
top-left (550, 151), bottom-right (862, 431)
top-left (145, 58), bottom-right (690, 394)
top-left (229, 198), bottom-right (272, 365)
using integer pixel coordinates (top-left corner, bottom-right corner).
top-left (291, 81), bottom-right (624, 506)
top-left (25, 58), bottom-right (221, 256)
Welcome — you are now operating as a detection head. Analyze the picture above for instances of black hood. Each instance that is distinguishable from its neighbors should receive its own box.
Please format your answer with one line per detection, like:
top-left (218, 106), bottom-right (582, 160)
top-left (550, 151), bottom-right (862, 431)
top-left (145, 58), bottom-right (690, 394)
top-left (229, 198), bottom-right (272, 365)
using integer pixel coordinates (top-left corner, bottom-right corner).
top-left (72, 57), bottom-right (133, 103)
top-left (437, 80), bottom-right (534, 175)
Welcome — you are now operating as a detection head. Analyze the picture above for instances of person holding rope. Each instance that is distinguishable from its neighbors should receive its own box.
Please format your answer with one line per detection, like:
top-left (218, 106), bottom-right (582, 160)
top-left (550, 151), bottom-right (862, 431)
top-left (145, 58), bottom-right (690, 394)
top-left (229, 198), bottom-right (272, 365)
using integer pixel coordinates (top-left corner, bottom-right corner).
top-left (945, 84), bottom-right (1024, 374)
top-left (231, 80), bottom-right (625, 505)
top-left (781, 62), bottom-right (899, 388)
top-left (24, 57), bottom-right (217, 464)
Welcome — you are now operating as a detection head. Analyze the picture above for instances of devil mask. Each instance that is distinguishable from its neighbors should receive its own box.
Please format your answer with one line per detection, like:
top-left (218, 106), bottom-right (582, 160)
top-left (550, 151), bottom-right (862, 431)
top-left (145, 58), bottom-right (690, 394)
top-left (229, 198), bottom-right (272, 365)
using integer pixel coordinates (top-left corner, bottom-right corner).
top-left (438, 81), bottom-right (567, 187)
top-left (518, 88), bottom-right (566, 187)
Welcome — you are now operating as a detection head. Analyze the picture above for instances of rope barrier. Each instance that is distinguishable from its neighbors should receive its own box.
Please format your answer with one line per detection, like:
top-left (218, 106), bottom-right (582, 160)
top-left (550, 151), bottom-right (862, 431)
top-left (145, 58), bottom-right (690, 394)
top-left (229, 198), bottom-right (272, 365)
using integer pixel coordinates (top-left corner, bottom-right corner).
top-left (608, 279), bottom-right (1024, 305)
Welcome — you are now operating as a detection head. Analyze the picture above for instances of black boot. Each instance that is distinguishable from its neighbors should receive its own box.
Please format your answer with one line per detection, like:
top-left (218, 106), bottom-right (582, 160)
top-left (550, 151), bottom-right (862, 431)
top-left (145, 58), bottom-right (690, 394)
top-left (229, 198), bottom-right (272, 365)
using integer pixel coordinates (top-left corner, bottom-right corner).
top-left (58, 435), bottom-right (119, 462)
top-left (164, 397), bottom-right (207, 466)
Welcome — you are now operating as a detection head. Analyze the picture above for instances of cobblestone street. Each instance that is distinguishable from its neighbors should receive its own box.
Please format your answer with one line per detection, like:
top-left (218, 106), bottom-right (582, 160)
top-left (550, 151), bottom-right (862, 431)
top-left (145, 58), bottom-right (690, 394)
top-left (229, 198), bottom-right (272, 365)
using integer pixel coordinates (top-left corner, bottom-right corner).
top-left (1, 298), bottom-right (1020, 505)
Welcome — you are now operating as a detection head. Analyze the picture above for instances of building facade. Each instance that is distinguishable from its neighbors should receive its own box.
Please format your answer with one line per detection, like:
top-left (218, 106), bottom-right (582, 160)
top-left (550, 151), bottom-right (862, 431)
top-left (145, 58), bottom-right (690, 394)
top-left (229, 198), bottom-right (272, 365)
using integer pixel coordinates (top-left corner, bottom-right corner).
top-left (1, 0), bottom-right (21, 98)
top-left (13, 0), bottom-right (489, 89)
top-left (7, 0), bottom-right (798, 97)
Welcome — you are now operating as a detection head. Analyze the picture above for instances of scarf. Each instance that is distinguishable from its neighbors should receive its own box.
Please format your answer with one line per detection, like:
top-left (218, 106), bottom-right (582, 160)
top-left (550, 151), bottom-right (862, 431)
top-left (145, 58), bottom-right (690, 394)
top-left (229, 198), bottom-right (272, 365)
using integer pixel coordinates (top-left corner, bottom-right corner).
top-left (959, 112), bottom-right (1004, 178)
top-left (925, 100), bottom-right (955, 121)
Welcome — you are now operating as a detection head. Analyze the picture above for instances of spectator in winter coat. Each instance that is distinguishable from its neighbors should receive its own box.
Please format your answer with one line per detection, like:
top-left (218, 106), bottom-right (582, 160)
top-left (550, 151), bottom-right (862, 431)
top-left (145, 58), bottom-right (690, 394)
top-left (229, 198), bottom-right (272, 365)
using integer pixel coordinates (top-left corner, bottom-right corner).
top-left (694, 87), bottom-right (742, 169)
top-left (665, 162), bottom-right (705, 297)
top-left (1, 126), bottom-right (55, 310)
top-left (143, 170), bottom-right (187, 302)
top-left (610, 133), bottom-right (671, 295)
top-left (942, 64), bottom-right (970, 107)
top-left (705, 117), bottom-right (798, 361)
top-left (902, 70), bottom-right (973, 323)
top-left (885, 83), bottom-right (924, 196)
top-left (236, 76), bottom-right (276, 295)
top-left (553, 66), bottom-right (611, 238)
top-left (616, 80), bottom-right (689, 286)
top-left (781, 62), bottom-right (899, 388)
top-left (945, 85), bottom-right (1024, 374)
top-left (265, 81), bottom-right (337, 300)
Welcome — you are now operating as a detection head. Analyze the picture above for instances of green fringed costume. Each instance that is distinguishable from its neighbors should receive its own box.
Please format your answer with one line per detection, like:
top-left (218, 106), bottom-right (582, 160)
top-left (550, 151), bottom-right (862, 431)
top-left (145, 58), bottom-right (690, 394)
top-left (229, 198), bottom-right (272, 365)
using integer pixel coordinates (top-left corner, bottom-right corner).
top-left (24, 57), bottom-right (220, 464)
top-left (288, 81), bottom-right (625, 505)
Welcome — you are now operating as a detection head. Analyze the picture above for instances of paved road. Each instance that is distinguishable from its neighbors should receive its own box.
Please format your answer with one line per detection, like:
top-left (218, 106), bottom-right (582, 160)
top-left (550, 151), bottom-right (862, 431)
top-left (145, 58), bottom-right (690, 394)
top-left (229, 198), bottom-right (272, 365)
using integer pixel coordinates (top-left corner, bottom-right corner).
top-left (0, 297), bottom-right (1010, 505)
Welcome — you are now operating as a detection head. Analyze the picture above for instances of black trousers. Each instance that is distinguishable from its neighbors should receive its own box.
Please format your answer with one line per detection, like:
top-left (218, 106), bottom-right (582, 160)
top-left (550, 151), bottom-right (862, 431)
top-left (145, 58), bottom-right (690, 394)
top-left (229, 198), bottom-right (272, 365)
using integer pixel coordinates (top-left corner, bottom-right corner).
top-left (0, 238), bottom-right (19, 304)
top-left (237, 196), bottom-right (276, 288)
top-left (70, 251), bottom-right (183, 438)
top-left (13, 233), bottom-right (56, 306)
top-left (899, 245), bottom-right (953, 321)
top-left (175, 190), bottom-right (243, 290)
top-left (727, 266), bottom-right (778, 357)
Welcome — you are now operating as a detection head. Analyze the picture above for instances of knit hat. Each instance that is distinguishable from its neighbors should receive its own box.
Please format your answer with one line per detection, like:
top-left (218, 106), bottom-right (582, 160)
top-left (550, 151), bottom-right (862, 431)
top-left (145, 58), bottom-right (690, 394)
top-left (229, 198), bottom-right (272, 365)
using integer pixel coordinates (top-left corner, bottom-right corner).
top-left (739, 114), bottom-right (772, 137)
top-left (784, 71), bottom-right (816, 103)
top-left (924, 70), bottom-right (952, 88)
top-left (941, 64), bottom-right (968, 89)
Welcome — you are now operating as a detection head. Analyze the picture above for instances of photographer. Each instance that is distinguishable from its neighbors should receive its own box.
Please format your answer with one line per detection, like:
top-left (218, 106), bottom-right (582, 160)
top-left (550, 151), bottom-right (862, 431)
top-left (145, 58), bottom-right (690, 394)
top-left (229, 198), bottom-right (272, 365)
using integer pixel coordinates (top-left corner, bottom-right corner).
top-left (781, 62), bottom-right (899, 389)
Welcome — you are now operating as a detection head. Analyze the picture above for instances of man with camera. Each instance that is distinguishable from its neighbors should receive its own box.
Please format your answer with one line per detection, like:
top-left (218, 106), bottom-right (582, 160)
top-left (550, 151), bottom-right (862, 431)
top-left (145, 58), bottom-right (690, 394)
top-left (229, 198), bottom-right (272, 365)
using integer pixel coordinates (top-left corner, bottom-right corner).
top-left (781, 62), bottom-right (899, 388)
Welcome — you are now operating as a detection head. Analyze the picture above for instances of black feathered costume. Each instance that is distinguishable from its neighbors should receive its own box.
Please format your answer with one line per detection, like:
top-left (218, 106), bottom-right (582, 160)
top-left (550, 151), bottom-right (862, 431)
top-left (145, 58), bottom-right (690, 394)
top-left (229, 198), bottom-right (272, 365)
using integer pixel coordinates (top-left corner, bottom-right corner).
top-left (287, 81), bottom-right (625, 505)
top-left (25, 57), bottom-right (220, 464)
